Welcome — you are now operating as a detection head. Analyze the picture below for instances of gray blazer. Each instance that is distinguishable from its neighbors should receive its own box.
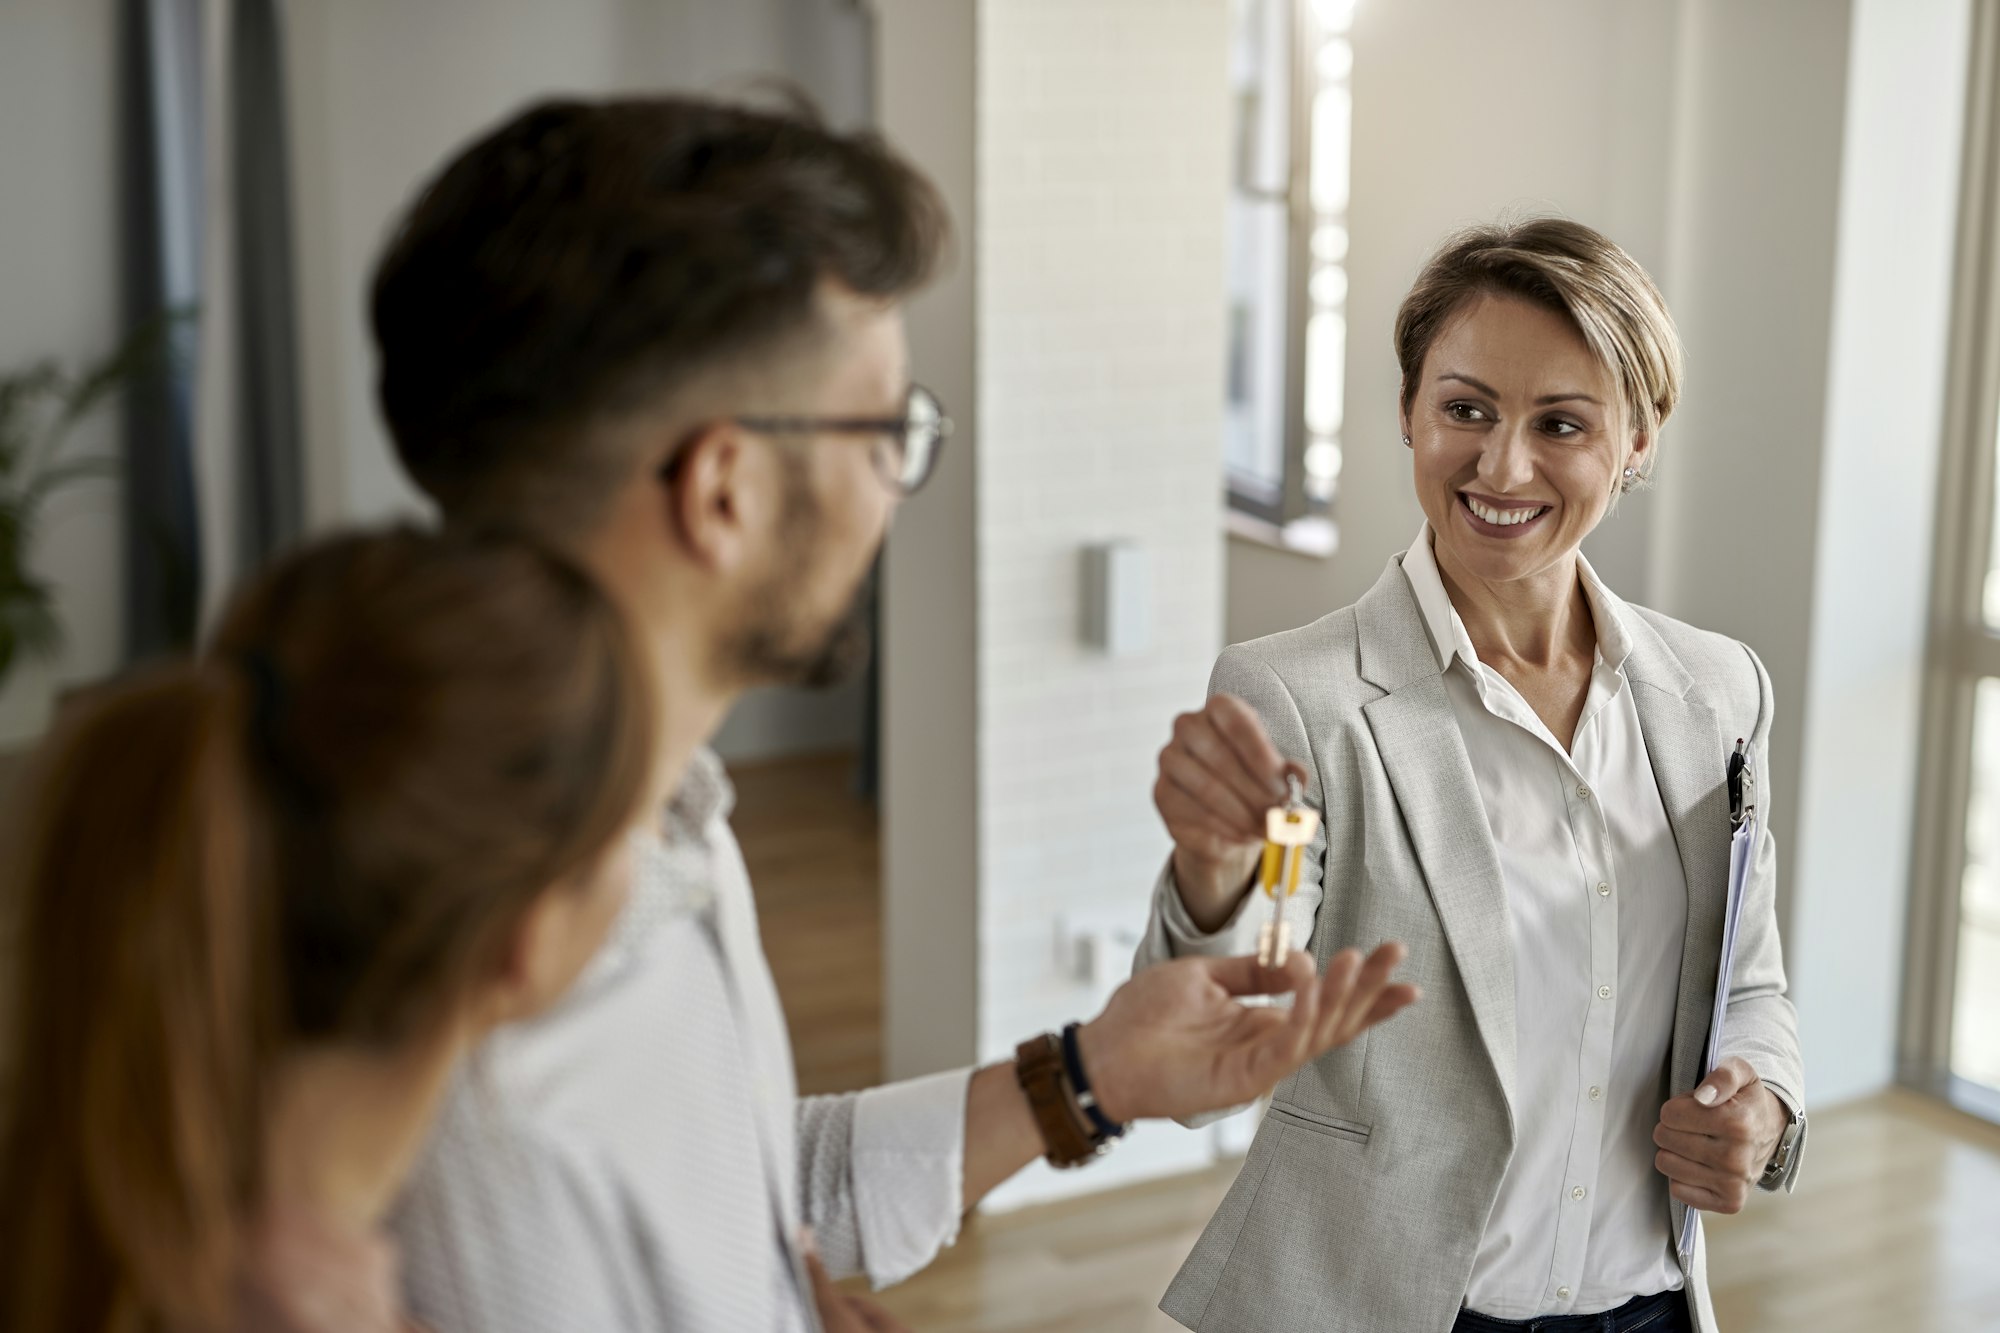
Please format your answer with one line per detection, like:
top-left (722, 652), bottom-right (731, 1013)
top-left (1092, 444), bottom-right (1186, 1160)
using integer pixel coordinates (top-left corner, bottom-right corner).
top-left (1135, 555), bottom-right (1804, 1333)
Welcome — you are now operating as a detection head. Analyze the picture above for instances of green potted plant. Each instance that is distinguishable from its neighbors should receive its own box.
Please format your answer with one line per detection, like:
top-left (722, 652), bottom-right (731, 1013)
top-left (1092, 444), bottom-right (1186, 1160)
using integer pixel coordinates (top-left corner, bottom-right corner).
top-left (0, 319), bottom-right (176, 691)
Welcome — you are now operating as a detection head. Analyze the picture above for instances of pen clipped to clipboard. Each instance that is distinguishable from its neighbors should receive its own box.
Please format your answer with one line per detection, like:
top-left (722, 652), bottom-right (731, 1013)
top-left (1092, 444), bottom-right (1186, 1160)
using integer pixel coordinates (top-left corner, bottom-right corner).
top-left (1677, 739), bottom-right (1759, 1263)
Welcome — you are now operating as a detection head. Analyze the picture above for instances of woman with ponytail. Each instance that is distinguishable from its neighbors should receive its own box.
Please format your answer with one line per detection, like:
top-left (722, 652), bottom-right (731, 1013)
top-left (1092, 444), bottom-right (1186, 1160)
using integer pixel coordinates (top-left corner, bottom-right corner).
top-left (0, 526), bottom-right (660, 1333)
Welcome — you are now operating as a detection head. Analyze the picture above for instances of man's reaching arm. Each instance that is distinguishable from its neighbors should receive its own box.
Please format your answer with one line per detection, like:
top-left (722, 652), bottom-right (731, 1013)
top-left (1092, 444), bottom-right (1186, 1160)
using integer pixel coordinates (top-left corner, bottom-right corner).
top-left (804, 942), bottom-right (1418, 1289)
top-left (963, 942), bottom-right (1416, 1207)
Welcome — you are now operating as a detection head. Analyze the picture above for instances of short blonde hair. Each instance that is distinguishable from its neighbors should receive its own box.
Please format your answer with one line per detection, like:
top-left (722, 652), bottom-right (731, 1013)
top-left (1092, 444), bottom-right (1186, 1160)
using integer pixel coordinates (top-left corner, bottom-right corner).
top-left (1393, 218), bottom-right (1683, 481)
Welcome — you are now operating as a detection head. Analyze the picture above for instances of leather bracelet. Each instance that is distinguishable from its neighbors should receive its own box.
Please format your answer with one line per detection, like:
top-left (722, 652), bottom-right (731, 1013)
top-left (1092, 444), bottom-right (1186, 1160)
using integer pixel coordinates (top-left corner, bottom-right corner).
top-left (1014, 1033), bottom-right (1105, 1169)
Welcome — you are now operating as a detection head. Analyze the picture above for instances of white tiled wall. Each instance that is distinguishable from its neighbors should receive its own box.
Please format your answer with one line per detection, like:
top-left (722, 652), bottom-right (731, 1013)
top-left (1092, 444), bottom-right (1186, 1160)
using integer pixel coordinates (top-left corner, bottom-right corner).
top-left (973, 0), bottom-right (1230, 1206)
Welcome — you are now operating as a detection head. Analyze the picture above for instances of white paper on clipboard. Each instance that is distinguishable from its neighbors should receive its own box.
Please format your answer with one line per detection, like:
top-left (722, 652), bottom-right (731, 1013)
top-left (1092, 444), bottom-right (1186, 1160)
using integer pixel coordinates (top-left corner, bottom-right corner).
top-left (1677, 808), bottom-right (1760, 1262)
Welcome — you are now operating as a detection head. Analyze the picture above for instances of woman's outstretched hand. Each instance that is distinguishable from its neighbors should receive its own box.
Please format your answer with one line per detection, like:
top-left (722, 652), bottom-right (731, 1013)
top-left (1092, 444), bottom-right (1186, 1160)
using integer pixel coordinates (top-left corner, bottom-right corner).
top-left (1075, 944), bottom-right (1419, 1124)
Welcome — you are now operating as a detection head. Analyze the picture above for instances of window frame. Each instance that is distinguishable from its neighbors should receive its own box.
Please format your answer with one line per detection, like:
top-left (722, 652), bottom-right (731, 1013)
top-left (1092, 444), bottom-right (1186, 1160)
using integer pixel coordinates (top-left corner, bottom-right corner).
top-left (1223, 0), bottom-right (1347, 550)
top-left (1902, 0), bottom-right (2000, 1125)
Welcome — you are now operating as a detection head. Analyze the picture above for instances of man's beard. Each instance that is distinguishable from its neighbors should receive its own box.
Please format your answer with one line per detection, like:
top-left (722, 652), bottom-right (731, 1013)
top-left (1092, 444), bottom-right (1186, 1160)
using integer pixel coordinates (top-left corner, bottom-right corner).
top-left (718, 459), bottom-right (879, 691)
top-left (729, 573), bottom-right (875, 690)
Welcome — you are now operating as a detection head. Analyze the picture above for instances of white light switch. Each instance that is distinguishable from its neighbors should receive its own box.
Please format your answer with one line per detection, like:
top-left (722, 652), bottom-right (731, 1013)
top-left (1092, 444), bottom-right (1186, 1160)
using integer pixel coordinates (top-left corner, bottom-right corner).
top-left (1081, 541), bottom-right (1151, 657)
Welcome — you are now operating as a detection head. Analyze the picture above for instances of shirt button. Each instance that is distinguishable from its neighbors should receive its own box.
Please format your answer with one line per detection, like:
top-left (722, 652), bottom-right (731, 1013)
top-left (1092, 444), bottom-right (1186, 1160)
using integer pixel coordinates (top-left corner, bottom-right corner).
top-left (1597, 881), bottom-right (1611, 897)
top-left (1572, 1186), bottom-right (1587, 1201)
top-left (1577, 783), bottom-right (1591, 801)
top-left (1589, 1086), bottom-right (1602, 1101)
top-left (1557, 1286), bottom-right (1573, 1301)
top-left (1598, 984), bottom-right (1613, 1000)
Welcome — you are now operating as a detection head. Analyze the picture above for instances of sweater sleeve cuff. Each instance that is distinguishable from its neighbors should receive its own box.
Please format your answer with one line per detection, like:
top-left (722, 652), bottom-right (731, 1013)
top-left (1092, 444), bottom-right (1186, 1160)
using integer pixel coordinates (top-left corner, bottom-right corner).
top-left (1150, 857), bottom-right (1260, 958)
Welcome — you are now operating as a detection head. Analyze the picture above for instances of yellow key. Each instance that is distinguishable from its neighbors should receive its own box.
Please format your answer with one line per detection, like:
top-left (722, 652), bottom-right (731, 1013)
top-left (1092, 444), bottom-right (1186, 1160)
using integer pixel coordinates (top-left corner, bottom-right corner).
top-left (1257, 775), bottom-right (1320, 969)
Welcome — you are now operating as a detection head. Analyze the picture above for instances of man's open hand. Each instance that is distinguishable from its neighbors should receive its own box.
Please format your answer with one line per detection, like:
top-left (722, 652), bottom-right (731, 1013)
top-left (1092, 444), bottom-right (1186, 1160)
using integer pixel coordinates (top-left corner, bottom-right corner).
top-left (1076, 945), bottom-right (1419, 1124)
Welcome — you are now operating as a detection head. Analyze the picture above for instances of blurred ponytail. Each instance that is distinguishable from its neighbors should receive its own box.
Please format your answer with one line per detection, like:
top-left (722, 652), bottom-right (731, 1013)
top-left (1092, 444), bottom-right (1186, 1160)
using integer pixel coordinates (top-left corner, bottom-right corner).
top-left (0, 526), bottom-right (655, 1333)
top-left (1, 663), bottom-right (274, 1333)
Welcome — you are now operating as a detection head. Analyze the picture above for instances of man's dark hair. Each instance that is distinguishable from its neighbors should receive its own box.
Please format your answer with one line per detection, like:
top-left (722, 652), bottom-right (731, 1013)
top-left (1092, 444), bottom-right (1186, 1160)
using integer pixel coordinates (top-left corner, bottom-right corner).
top-left (370, 96), bottom-right (947, 531)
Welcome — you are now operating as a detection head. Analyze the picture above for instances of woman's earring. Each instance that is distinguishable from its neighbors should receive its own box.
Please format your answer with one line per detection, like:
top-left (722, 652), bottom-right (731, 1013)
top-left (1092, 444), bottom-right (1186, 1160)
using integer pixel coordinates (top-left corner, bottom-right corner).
top-left (1402, 434), bottom-right (1412, 448)
top-left (1621, 465), bottom-right (1639, 494)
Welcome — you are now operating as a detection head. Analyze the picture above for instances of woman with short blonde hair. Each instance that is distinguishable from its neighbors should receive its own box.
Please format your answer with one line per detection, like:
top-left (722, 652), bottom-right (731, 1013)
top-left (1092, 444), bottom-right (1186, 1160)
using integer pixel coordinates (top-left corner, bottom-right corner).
top-left (1139, 217), bottom-right (1804, 1333)
top-left (1394, 217), bottom-right (1684, 483)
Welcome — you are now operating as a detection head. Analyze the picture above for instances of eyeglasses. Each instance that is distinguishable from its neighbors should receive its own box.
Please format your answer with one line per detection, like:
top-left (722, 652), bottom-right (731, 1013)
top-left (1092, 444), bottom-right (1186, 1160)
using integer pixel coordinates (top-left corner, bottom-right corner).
top-left (731, 384), bottom-right (953, 495)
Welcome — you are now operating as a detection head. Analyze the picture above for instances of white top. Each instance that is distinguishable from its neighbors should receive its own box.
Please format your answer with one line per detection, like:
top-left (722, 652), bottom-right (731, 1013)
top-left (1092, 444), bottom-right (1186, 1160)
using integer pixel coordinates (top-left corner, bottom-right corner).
top-left (1401, 526), bottom-right (1687, 1318)
top-left (391, 748), bottom-right (973, 1333)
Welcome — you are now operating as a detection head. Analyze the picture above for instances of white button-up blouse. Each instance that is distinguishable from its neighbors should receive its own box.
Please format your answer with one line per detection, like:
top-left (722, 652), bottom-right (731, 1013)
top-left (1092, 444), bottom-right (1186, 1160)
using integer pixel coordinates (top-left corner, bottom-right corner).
top-left (1402, 525), bottom-right (1688, 1319)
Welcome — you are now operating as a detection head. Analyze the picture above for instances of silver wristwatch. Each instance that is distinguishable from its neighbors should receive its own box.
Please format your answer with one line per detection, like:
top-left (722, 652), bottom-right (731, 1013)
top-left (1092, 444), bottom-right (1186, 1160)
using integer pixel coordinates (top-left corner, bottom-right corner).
top-left (1757, 1106), bottom-right (1807, 1192)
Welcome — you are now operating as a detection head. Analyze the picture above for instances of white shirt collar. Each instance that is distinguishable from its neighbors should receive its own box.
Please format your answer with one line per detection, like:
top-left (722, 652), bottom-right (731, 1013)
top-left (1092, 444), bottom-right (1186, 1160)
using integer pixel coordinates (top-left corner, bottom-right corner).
top-left (673, 745), bottom-right (736, 828)
top-left (1399, 522), bottom-right (1632, 675)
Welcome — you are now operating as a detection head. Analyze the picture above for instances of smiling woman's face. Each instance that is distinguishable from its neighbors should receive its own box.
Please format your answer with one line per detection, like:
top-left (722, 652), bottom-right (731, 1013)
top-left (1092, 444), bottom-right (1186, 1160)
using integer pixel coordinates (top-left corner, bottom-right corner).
top-left (1404, 292), bottom-right (1643, 589)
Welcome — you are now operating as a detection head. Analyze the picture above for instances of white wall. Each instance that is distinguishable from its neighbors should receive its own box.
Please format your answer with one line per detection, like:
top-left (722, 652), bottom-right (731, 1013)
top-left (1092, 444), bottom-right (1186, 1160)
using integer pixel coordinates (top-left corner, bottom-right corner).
top-left (1647, 0), bottom-right (1853, 948)
top-left (876, 0), bottom-right (1234, 1204)
top-left (0, 0), bottom-right (125, 746)
top-left (1785, 0), bottom-right (1970, 1106)
top-left (974, 0), bottom-right (1231, 1208)
top-left (1647, 0), bottom-right (1974, 1110)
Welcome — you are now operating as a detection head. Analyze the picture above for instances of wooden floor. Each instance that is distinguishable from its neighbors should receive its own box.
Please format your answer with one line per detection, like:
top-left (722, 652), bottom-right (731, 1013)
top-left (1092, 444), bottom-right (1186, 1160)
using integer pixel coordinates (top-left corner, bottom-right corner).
top-left (736, 753), bottom-right (2000, 1333)
top-left (1704, 1090), bottom-right (2000, 1333)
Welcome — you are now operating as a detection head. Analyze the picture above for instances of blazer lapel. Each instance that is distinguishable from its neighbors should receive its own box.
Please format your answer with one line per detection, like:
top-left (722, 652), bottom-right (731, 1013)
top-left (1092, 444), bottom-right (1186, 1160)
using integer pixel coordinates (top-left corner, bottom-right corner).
top-left (1615, 604), bottom-right (1733, 1098)
top-left (1356, 560), bottom-right (1519, 1114)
